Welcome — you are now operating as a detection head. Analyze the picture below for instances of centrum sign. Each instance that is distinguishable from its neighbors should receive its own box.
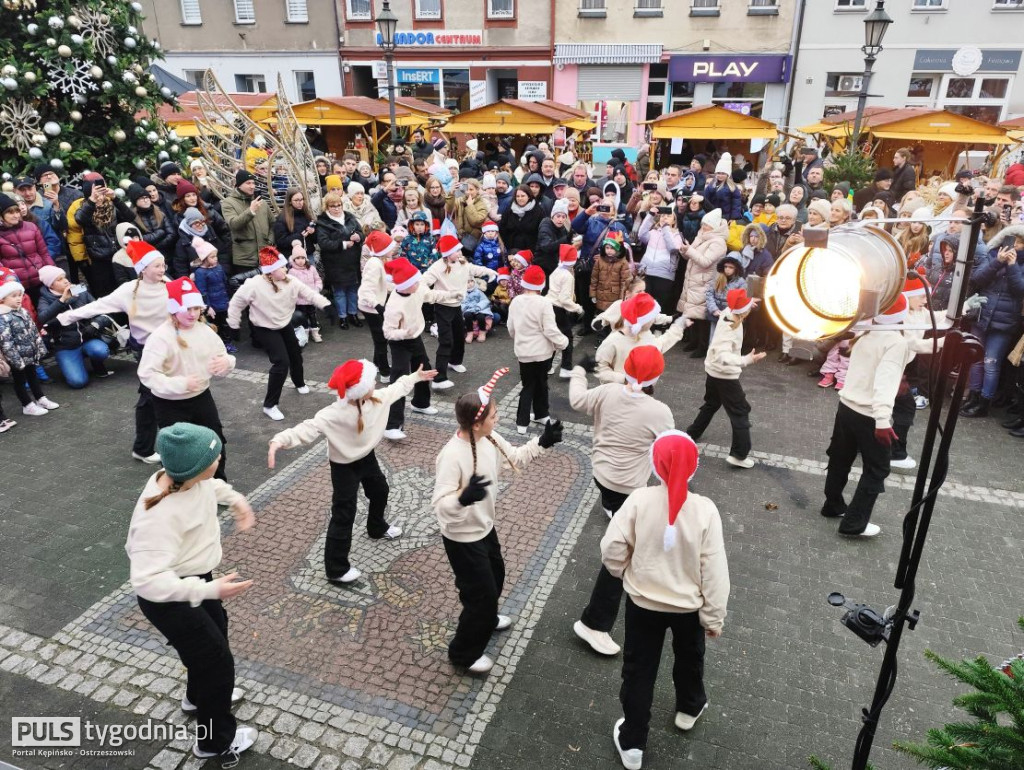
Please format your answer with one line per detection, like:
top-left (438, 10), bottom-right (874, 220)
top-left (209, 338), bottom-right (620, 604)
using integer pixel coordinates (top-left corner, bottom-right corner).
top-left (375, 30), bottom-right (482, 47)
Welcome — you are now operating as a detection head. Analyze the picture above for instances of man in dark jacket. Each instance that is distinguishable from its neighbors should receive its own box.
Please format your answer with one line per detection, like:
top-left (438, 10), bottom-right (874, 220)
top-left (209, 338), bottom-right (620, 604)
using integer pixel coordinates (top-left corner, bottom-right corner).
top-left (495, 173), bottom-right (515, 215)
top-left (411, 129), bottom-right (433, 162)
top-left (75, 173), bottom-right (135, 297)
top-left (569, 164), bottom-right (593, 197)
top-left (371, 174), bottom-right (403, 231)
top-left (33, 164), bottom-right (83, 278)
top-left (852, 169), bottom-right (893, 214)
top-left (149, 163), bottom-right (183, 220)
top-left (535, 200), bottom-right (573, 276)
top-left (890, 148), bottom-right (917, 205)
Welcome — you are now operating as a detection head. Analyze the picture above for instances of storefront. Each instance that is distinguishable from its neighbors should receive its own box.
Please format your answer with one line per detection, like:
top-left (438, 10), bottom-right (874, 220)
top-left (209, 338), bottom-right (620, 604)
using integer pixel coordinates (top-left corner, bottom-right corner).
top-left (906, 48), bottom-right (1021, 125)
top-left (663, 54), bottom-right (791, 127)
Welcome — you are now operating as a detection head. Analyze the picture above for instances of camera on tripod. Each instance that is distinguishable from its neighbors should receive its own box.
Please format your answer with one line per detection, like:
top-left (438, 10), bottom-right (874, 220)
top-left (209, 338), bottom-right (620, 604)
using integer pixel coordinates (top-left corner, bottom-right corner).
top-left (827, 592), bottom-right (890, 647)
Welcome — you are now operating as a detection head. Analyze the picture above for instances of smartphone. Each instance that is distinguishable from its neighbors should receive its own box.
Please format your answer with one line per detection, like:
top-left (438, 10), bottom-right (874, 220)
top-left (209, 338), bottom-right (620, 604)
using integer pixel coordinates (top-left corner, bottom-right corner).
top-left (657, 206), bottom-right (673, 215)
top-left (70, 284), bottom-right (86, 297)
top-left (398, 179), bottom-right (409, 187)
top-left (642, 182), bottom-right (657, 191)
top-left (597, 204), bottom-right (611, 213)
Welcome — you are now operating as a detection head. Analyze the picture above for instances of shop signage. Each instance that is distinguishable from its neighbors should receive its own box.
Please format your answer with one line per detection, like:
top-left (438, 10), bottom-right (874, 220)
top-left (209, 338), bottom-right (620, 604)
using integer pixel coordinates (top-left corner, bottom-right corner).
top-left (517, 81), bottom-right (547, 101)
top-left (668, 54), bottom-right (791, 83)
top-left (469, 80), bottom-right (487, 109)
top-left (723, 102), bottom-right (752, 115)
top-left (375, 30), bottom-right (483, 47)
top-left (372, 61), bottom-right (387, 80)
top-left (397, 68), bottom-right (439, 85)
top-left (913, 49), bottom-right (1021, 72)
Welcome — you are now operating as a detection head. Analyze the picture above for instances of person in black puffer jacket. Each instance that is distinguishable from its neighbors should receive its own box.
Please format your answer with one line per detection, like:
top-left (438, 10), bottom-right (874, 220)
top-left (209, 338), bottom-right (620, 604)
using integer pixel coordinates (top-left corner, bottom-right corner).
top-left (127, 184), bottom-right (177, 265)
top-left (174, 207), bottom-right (228, 280)
top-left (75, 173), bottom-right (135, 297)
top-left (316, 193), bottom-right (364, 327)
top-left (273, 187), bottom-right (318, 257)
top-left (925, 234), bottom-right (959, 312)
top-left (675, 192), bottom-right (706, 244)
top-left (534, 200), bottom-right (573, 277)
top-left (499, 186), bottom-right (545, 254)
top-left (35, 264), bottom-right (112, 387)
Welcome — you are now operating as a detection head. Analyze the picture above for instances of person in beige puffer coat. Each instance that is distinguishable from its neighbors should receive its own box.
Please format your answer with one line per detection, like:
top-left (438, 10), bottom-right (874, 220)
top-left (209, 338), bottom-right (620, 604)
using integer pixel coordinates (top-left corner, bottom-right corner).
top-left (678, 209), bottom-right (729, 358)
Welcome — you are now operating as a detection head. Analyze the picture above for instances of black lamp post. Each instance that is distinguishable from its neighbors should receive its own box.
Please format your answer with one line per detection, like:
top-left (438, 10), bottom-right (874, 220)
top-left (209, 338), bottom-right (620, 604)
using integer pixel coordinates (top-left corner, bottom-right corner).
top-left (376, 0), bottom-right (399, 149)
top-left (850, 0), bottom-right (893, 149)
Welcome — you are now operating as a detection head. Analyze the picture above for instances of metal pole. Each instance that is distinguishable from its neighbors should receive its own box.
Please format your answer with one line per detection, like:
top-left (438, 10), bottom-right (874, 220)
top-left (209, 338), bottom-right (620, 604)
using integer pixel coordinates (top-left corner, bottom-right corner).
top-left (385, 51), bottom-right (397, 148)
top-left (850, 53), bottom-right (876, 151)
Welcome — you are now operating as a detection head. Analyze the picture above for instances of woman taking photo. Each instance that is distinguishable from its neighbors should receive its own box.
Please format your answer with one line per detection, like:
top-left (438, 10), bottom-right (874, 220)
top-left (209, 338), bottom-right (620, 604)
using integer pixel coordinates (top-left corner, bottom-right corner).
top-left (452, 179), bottom-right (490, 254)
top-left (637, 207), bottom-right (683, 311)
top-left (171, 181), bottom-right (231, 257)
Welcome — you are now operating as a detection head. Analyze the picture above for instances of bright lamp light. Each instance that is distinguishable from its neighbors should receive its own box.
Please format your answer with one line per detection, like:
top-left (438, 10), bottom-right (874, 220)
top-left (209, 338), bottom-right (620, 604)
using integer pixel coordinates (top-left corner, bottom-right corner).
top-left (764, 225), bottom-right (907, 341)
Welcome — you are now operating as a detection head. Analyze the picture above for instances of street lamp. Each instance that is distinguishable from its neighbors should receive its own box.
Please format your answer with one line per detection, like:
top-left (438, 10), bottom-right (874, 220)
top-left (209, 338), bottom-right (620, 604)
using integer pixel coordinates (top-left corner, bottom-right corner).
top-left (850, 0), bottom-right (893, 150)
top-left (376, 0), bottom-right (399, 153)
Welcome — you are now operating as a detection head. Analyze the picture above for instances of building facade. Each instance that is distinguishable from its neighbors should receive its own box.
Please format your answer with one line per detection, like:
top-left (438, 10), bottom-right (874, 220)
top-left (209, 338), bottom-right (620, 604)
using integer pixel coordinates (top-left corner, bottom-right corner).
top-left (139, 0), bottom-right (344, 101)
top-left (338, 0), bottom-right (553, 112)
top-left (789, 0), bottom-right (1024, 130)
top-left (553, 0), bottom-right (798, 159)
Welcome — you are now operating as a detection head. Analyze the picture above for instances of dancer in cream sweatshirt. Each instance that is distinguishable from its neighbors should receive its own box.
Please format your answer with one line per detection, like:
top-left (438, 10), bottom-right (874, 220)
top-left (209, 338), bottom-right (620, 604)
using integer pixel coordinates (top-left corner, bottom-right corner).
top-left (549, 244), bottom-right (584, 378)
top-left (595, 292), bottom-right (686, 384)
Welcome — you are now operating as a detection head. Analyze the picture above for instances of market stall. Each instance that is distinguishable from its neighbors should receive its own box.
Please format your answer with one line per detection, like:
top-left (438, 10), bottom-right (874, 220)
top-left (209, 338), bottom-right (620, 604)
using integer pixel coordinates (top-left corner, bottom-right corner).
top-left (644, 104), bottom-right (779, 170)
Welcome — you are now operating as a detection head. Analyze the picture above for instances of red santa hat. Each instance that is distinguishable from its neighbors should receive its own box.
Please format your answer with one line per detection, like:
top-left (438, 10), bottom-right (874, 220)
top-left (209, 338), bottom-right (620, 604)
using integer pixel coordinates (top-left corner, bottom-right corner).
top-left (165, 276), bottom-right (205, 314)
top-left (259, 246), bottom-right (287, 274)
top-left (384, 257), bottom-right (421, 292)
top-left (558, 244), bottom-right (578, 266)
top-left (495, 267), bottom-right (511, 283)
top-left (520, 265), bottom-right (546, 292)
top-left (476, 367), bottom-right (510, 419)
top-left (437, 234), bottom-right (463, 258)
top-left (509, 249), bottom-right (533, 269)
top-left (481, 220), bottom-right (499, 234)
top-left (431, 218), bottom-right (442, 236)
top-left (902, 274), bottom-right (927, 298)
top-left (623, 345), bottom-right (665, 393)
top-left (874, 292), bottom-right (908, 325)
top-left (126, 240), bottom-right (163, 275)
top-left (726, 288), bottom-right (755, 315)
top-left (328, 358), bottom-right (378, 401)
top-left (365, 230), bottom-right (397, 258)
top-left (620, 292), bottom-right (660, 336)
top-left (649, 430), bottom-right (700, 551)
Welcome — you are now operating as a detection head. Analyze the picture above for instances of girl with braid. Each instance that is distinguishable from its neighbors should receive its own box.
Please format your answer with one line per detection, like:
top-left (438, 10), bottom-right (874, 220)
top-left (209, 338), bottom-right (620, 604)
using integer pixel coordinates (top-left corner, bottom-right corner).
top-left (267, 359), bottom-right (438, 584)
top-left (431, 369), bottom-right (564, 674)
top-left (56, 241), bottom-right (169, 464)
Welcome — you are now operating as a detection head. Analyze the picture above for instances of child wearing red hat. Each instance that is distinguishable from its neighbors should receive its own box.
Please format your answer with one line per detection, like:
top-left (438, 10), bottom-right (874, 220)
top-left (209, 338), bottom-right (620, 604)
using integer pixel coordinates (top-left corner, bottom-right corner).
top-left (685, 288), bottom-right (765, 470)
top-left (268, 359), bottom-right (438, 583)
top-left (602, 430), bottom-right (729, 770)
top-left (549, 244), bottom-right (584, 377)
top-left (381, 257), bottom-right (462, 441)
top-left (595, 292), bottom-right (687, 384)
top-left (506, 249), bottom-right (533, 302)
top-left (423, 234), bottom-right (498, 390)
top-left (569, 346), bottom-right (675, 658)
top-left (227, 247), bottom-right (331, 422)
top-left (357, 230), bottom-right (399, 383)
top-left (507, 265), bottom-right (567, 435)
top-left (138, 277), bottom-right (235, 479)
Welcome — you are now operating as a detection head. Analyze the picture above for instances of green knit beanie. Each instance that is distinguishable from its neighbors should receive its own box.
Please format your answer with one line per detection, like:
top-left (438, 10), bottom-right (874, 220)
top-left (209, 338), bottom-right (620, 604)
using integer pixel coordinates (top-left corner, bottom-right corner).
top-left (156, 423), bottom-right (223, 483)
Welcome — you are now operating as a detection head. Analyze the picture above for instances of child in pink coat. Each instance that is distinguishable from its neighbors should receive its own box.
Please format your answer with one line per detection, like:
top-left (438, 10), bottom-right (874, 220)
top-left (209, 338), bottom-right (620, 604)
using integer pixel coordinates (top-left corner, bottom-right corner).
top-left (288, 248), bottom-right (324, 343)
top-left (818, 338), bottom-right (852, 390)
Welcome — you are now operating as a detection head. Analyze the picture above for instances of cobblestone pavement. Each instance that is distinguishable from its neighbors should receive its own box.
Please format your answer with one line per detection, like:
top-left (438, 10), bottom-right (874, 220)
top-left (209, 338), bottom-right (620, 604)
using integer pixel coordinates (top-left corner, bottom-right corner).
top-left (1, 320), bottom-right (1023, 770)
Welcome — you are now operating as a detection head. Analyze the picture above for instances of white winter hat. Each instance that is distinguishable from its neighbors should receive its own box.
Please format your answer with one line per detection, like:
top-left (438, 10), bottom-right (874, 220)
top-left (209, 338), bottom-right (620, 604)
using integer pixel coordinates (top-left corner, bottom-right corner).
top-left (38, 265), bottom-right (65, 289)
top-left (482, 173), bottom-right (496, 190)
top-left (937, 182), bottom-right (958, 199)
top-left (714, 153), bottom-right (732, 175)
top-left (465, 138), bottom-right (478, 153)
top-left (346, 182), bottom-right (365, 196)
top-left (702, 208), bottom-right (723, 230)
top-left (551, 199), bottom-right (569, 217)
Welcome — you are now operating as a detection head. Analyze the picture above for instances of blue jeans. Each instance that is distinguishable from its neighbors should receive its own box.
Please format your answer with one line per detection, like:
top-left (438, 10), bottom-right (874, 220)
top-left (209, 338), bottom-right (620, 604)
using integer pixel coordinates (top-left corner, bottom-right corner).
top-left (333, 286), bottom-right (358, 317)
top-left (55, 339), bottom-right (110, 389)
top-left (968, 326), bottom-right (1017, 399)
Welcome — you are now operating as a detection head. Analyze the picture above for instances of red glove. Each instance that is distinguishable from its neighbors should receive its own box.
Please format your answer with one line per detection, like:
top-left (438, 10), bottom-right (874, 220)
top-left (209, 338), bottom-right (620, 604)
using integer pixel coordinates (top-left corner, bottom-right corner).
top-left (874, 427), bottom-right (898, 447)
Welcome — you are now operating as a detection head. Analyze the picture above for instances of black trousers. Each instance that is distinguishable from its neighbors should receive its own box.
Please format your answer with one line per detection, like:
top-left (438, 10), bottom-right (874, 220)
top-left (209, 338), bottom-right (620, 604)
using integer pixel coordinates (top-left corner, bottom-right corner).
top-left (619, 598), bottom-right (707, 751)
top-left (210, 309), bottom-right (233, 344)
top-left (364, 307), bottom-right (391, 377)
top-left (137, 575), bottom-right (236, 754)
top-left (132, 346), bottom-right (158, 457)
top-left (386, 337), bottom-right (432, 430)
top-left (10, 366), bottom-right (44, 406)
top-left (891, 390), bottom-right (917, 461)
top-left (152, 390), bottom-right (227, 481)
top-left (517, 358), bottom-right (553, 428)
top-left (554, 307), bottom-right (575, 370)
top-left (643, 275), bottom-right (674, 315)
top-left (580, 478), bottom-right (632, 633)
top-left (251, 325), bottom-right (304, 409)
top-left (433, 304), bottom-right (465, 382)
top-left (824, 402), bottom-right (892, 534)
top-left (442, 529), bottom-right (505, 667)
top-left (88, 260), bottom-right (116, 298)
top-left (575, 268), bottom-right (594, 329)
top-left (325, 454), bottom-right (390, 578)
top-left (686, 375), bottom-right (752, 460)
top-left (464, 312), bottom-right (491, 331)
top-left (294, 303), bottom-right (321, 330)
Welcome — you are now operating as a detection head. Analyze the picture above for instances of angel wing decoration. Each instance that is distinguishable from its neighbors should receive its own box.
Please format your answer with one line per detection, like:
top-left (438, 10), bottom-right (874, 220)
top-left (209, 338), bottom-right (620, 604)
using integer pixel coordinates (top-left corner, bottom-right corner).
top-left (273, 73), bottom-right (322, 213)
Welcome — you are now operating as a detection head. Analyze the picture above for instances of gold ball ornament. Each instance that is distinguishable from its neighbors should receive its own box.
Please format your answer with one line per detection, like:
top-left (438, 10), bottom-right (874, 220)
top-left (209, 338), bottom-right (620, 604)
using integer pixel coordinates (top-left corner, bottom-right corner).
top-left (112, 129), bottom-right (126, 143)
top-left (134, 86), bottom-right (147, 97)
top-left (22, 71), bottom-right (36, 84)
top-left (58, 141), bottom-right (72, 152)
top-left (57, 44), bottom-right (72, 57)
top-left (69, 110), bottom-right (82, 122)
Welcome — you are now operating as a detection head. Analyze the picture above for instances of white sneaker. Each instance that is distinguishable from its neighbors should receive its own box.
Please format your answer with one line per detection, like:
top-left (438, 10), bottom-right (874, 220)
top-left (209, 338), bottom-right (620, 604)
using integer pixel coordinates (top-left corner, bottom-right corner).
top-left (379, 373), bottom-right (391, 384)
top-left (22, 402), bottom-right (48, 416)
top-left (448, 363), bottom-right (467, 373)
top-left (559, 368), bottom-right (573, 379)
top-left (182, 688), bottom-right (244, 714)
top-left (530, 414), bottom-right (550, 424)
top-left (675, 702), bottom-right (709, 731)
top-left (429, 323), bottom-right (438, 338)
top-left (310, 329), bottom-right (323, 343)
top-left (890, 456), bottom-right (917, 471)
top-left (516, 425), bottom-right (528, 435)
top-left (411, 404), bottom-right (438, 415)
top-left (132, 451), bottom-right (161, 464)
top-left (914, 394), bottom-right (929, 410)
top-left (613, 718), bottom-right (643, 770)
top-left (263, 405), bottom-right (285, 421)
top-left (193, 726), bottom-right (258, 760)
top-left (495, 615), bottom-right (512, 631)
top-left (574, 621), bottom-right (621, 656)
top-left (468, 655), bottom-right (493, 674)
top-left (383, 429), bottom-right (407, 441)
top-left (431, 380), bottom-right (454, 391)
top-left (381, 524), bottom-right (403, 540)
top-left (328, 567), bottom-right (362, 583)
top-left (726, 455), bottom-right (755, 469)
top-left (37, 397), bottom-right (60, 410)
top-left (840, 523), bottom-right (881, 538)
top-left (296, 385), bottom-right (310, 395)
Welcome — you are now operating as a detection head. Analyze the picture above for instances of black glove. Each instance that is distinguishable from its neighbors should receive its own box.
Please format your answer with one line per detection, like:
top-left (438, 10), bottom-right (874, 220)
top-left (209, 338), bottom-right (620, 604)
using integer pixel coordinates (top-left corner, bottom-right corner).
top-left (538, 419), bottom-right (563, 449)
top-left (457, 474), bottom-right (491, 507)
top-left (576, 354), bottom-right (597, 374)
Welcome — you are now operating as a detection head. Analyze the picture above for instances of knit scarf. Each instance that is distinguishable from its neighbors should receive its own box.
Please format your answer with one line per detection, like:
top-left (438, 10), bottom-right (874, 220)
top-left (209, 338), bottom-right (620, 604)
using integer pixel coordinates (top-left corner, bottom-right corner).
top-left (510, 200), bottom-right (535, 216)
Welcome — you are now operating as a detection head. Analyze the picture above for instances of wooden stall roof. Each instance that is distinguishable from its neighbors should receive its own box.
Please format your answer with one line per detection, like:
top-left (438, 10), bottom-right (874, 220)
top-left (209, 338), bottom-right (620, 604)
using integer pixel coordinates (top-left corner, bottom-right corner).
top-left (645, 104), bottom-right (778, 140)
top-left (441, 99), bottom-right (591, 134)
top-left (802, 107), bottom-right (1013, 145)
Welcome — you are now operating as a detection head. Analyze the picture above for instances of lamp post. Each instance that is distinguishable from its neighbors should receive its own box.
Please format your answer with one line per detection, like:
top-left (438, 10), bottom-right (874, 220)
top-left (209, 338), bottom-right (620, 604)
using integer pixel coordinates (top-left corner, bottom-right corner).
top-left (850, 0), bottom-right (893, 150)
top-left (376, 0), bottom-right (399, 151)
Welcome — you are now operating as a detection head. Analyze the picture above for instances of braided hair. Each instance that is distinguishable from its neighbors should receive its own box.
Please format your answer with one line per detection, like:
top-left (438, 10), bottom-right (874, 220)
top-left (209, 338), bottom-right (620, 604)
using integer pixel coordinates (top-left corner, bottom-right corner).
top-left (454, 393), bottom-right (515, 476)
top-left (143, 471), bottom-right (184, 509)
top-left (353, 395), bottom-right (382, 434)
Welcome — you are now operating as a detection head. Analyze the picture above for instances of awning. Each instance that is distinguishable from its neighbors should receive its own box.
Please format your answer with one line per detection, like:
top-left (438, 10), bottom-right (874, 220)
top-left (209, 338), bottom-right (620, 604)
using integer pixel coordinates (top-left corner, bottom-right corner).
top-left (554, 43), bottom-right (662, 65)
top-left (263, 97), bottom-right (413, 127)
top-left (442, 99), bottom-right (595, 135)
top-left (389, 97), bottom-right (450, 127)
top-left (1000, 116), bottom-right (1024, 142)
top-left (645, 104), bottom-right (777, 140)
top-left (805, 106), bottom-right (1014, 145)
top-left (149, 65), bottom-right (194, 96)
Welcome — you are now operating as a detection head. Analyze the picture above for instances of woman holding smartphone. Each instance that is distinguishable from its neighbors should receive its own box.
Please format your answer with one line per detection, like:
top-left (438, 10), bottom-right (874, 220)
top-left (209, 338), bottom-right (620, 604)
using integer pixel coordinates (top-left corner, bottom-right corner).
top-left (637, 207), bottom-right (683, 311)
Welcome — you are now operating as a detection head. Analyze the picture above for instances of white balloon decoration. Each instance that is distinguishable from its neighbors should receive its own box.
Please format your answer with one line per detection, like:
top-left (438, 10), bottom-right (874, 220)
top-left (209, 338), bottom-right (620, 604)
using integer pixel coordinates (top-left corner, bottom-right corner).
top-left (50, 158), bottom-right (64, 169)
top-left (168, 130), bottom-right (179, 141)
top-left (28, 147), bottom-right (43, 159)
top-left (1, 65), bottom-right (17, 77)
top-left (160, 86), bottom-right (172, 98)
top-left (101, 81), bottom-right (112, 92)
top-left (67, 15), bottom-right (82, 29)
top-left (157, 151), bottom-right (169, 161)
top-left (112, 129), bottom-right (126, 143)
top-left (1, 78), bottom-right (17, 91)
top-left (48, 16), bottom-right (64, 29)
top-left (135, 86), bottom-right (147, 97)
top-left (70, 34), bottom-right (84, 46)
top-left (123, 37), bottom-right (136, 49)
top-left (119, 179), bottom-right (132, 190)
top-left (89, 66), bottom-right (103, 79)
top-left (135, 159), bottom-right (147, 169)
top-left (131, 1), bottom-right (143, 10)
top-left (46, 38), bottom-right (57, 47)
top-left (107, 55), bottom-right (117, 65)
top-left (43, 121), bottom-right (61, 136)
top-left (170, 144), bottom-right (180, 153)
top-left (156, 138), bottom-right (165, 147)
top-left (23, 72), bottom-right (36, 84)
top-left (0, 173), bottom-right (9, 181)
top-left (122, 71), bottom-right (136, 83)
top-left (27, 23), bottom-right (39, 34)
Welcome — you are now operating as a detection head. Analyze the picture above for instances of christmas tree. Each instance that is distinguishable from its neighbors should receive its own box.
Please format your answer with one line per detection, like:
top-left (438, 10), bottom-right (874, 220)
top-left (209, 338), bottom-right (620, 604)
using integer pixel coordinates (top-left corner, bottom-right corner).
top-left (0, 0), bottom-right (188, 182)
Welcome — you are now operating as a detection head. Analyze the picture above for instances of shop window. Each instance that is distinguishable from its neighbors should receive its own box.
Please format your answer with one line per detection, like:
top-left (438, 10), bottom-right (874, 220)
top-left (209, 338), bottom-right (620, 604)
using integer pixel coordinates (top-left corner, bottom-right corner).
top-left (180, 0), bottom-right (202, 24)
top-left (938, 74), bottom-right (1009, 123)
top-left (646, 65), bottom-right (668, 121)
top-left (415, 0), bottom-right (442, 19)
top-left (980, 78), bottom-right (1009, 98)
top-left (294, 71), bottom-right (316, 101)
top-left (711, 81), bottom-right (765, 119)
top-left (443, 69), bottom-right (470, 112)
top-left (834, 0), bottom-right (866, 10)
top-left (234, 0), bottom-right (255, 23)
top-left (945, 78), bottom-right (974, 99)
top-left (671, 81), bottom-right (695, 113)
top-left (906, 75), bottom-right (935, 98)
top-left (487, 0), bottom-right (515, 18)
top-left (580, 100), bottom-right (633, 144)
top-left (825, 72), bottom-right (863, 96)
top-left (235, 74), bottom-right (267, 93)
top-left (346, 0), bottom-right (372, 20)
top-left (946, 105), bottom-right (1003, 123)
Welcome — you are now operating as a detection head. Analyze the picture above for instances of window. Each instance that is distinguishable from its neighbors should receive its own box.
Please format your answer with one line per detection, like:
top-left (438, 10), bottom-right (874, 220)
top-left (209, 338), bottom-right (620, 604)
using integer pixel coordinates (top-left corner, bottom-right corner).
top-left (912, 0), bottom-right (945, 7)
top-left (580, 100), bottom-right (633, 143)
top-left (906, 75), bottom-right (935, 98)
top-left (749, 0), bottom-right (778, 12)
top-left (233, 0), bottom-right (255, 23)
top-left (235, 74), bottom-right (267, 93)
top-left (825, 72), bottom-right (863, 96)
top-left (415, 0), bottom-right (441, 19)
top-left (346, 0), bottom-right (371, 20)
top-left (993, 0), bottom-right (1024, 7)
top-left (487, 0), bottom-right (514, 18)
top-left (835, 0), bottom-right (866, 9)
top-left (936, 73), bottom-right (1010, 123)
top-left (183, 69), bottom-right (206, 86)
top-left (580, 0), bottom-right (605, 9)
top-left (285, 0), bottom-right (308, 22)
top-left (646, 63), bottom-right (668, 120)
top-left (294, 71), bottom-right (315, 101)
top-left (442, 69), bottom-right (469, 111)
top-left (636, 0), bottom-right (661, 8)
top-left (180, 0), bottom-right (202, 24)
top-left (670, 81), bottom-right (695, 113)
top-left (691, 0), bottom-right (720, 16)
top-left (712, 81), bottom-right (765, 119)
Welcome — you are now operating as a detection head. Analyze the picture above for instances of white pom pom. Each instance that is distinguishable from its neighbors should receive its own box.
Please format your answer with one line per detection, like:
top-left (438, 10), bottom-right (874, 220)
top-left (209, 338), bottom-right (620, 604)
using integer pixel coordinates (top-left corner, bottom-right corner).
top-left (663, 524), bottom-right (676, 552)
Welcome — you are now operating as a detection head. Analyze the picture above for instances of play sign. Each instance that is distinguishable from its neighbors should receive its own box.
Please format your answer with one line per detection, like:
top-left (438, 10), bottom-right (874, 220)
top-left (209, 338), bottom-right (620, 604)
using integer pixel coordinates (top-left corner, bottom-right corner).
top-left (668, 54), bottom-right (791, 83)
